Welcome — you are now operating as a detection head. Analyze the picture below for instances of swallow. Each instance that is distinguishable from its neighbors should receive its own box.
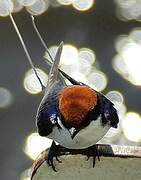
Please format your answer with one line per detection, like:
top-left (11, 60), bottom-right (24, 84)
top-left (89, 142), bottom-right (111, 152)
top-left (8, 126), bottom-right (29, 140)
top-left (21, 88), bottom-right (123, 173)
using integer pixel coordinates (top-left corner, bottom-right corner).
top-left (8, 14), bottom-right (118, 171)
top-left (36, 42), bottom-right (119, 171)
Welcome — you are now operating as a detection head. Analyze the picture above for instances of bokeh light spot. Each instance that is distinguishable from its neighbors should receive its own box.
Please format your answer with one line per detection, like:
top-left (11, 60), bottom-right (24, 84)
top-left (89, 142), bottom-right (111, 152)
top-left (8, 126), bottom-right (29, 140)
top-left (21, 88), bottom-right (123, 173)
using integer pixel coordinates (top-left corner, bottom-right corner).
top-left (60, 44), bottom-right (78, 65)
top-left (0, 87), bottom-right (13, 108)
top-left (12, 0), bottom-right (23, 13)
top-left (113, 31), bottom-right (141, 86)
top-left (87, 71), bottom-right (108, 91)
top-left (106, 90), bottom-right (126, 119)
top-left (26, 0), bottom-right (49, 15)
top-left (112, 54), bottom-right (127, 75)
top-left (44, 45), bottom-right (58, 62)
top-left (23, 68), bottom-right (48, 94)
top-left (106, 90), bottom-right (124, 104)
top-left (122, 43), bottom-right (141, 85)
top-left (115, 35), bottom-right (131, 54)
top-left (72, 0), bottom-right (94, 11)
top-left (116, 0), bottom-right (135, 8)
top-left (45, 44), bottom-right (78, 66)
top-left (77, 57), bottom-right (91, 75)
top-left (24, 132), bottom-right (52, 160)
top-left (70, 71), bottom-right (87, 83)
top-left (122, 112), bottom-right (141, 142)
top-left (78, 48), bottom-right (96, 65)
top-left (0, 0), bottom-right (14, 17)
top-left (129, 28), bottom-right (141, 46)
top-left (57, 0), bottom-right (74, 5)
top-left (114, 102), bottom-right (127, 118)
top-left (50, 0), bottom-right (61, 7)
top-left (60, 63), bottom-right (79, 76)
top-left (17, 0), bottom-right (37, 6)
top-left (115, 0), bottom-right (141, 21)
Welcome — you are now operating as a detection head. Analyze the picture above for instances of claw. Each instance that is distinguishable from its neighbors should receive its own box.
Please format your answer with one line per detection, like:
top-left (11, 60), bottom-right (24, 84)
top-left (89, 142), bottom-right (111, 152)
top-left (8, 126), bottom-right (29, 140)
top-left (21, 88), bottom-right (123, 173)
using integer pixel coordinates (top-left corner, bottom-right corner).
top-left (56, 156), bottom-right (62, 163)
top-left (46, 141), bottom-right (61, 172)
top-left (85, 144), bottom-right (100, 168)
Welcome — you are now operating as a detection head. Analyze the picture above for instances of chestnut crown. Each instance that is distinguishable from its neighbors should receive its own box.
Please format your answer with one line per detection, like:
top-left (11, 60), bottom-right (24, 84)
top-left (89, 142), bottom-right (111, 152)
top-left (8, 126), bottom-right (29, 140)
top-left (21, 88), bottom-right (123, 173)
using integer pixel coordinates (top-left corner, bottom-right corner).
top-left (58, 85), bottom-right (97, 128)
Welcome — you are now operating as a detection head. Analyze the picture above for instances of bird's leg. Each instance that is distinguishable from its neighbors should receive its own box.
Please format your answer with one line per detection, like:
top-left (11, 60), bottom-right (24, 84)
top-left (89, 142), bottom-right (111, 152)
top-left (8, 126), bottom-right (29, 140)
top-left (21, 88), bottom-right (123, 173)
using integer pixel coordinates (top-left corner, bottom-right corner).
top-left (46, 141), bottom-right (61, 172)
top-left (86, 144), bottom-right (100, 167)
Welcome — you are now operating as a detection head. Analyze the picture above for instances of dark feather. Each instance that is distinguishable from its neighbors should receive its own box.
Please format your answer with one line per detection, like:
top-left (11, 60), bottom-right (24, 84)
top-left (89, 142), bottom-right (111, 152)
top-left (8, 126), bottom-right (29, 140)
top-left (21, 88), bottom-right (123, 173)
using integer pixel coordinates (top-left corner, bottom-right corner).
top-left (98, 93), bottom-right (119, 128)
top-left (36, 104), bottom-right (57, 136)
top-left (36, 83), bottom-right (64, 136)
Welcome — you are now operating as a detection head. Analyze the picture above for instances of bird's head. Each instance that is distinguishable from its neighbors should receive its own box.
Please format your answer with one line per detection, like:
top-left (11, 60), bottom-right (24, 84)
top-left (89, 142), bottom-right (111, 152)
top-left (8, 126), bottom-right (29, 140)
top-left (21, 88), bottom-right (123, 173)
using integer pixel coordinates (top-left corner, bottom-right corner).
top-left (58, 85), bottom-right (97, 129)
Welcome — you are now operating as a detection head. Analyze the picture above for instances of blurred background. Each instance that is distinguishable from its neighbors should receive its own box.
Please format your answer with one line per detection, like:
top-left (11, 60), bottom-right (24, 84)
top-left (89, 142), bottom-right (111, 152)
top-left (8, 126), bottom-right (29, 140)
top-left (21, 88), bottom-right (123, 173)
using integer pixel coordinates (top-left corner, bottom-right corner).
top-left (0, 0), bottom-right (141, 179)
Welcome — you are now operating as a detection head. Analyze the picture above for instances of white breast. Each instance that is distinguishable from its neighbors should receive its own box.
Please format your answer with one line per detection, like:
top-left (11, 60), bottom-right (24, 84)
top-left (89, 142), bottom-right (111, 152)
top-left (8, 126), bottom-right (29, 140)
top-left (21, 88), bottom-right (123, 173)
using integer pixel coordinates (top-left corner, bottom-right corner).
top-left (48, 116), bottom-right (110, 149)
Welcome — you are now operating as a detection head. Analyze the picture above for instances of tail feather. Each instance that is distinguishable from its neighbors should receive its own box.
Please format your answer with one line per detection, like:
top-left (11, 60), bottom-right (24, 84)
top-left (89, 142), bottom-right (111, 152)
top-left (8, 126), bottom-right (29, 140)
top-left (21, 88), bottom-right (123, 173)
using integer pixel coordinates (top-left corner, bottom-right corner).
top-left (45, 42), bottom-right (64, 91)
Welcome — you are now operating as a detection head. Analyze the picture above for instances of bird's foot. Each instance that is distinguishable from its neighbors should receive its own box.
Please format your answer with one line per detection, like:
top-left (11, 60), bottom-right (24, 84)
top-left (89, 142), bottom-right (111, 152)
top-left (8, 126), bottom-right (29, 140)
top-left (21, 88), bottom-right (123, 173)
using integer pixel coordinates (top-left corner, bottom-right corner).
top-left (85, 144), bottom-right (100, 167)
top-left (46, 141), bottom-right (62, 172)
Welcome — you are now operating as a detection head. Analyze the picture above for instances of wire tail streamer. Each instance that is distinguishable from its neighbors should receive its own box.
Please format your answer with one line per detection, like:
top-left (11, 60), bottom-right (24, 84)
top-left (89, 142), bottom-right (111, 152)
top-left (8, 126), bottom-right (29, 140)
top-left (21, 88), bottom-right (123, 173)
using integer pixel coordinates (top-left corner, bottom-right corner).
top-left (31, 16), bottom-right (79, 85)
top-left (31, 15), bottom-right (54, 63)
top-left (9, 13), bottom-right (44, 90)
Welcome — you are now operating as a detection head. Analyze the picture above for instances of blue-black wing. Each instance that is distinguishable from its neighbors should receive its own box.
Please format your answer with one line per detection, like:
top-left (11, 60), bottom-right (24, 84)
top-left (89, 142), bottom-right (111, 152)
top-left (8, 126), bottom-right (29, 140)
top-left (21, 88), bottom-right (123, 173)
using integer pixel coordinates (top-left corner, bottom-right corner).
top-left (36, 103), bottom-right (58, 136)
top-left (98, 93), bottom-right (119, 128)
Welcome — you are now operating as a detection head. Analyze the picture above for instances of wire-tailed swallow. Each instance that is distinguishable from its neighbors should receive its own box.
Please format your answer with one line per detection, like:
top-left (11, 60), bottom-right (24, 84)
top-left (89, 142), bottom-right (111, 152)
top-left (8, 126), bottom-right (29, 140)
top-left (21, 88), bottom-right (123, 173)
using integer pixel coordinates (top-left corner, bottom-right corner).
top-left (36, 42), bottom-right (119, 171)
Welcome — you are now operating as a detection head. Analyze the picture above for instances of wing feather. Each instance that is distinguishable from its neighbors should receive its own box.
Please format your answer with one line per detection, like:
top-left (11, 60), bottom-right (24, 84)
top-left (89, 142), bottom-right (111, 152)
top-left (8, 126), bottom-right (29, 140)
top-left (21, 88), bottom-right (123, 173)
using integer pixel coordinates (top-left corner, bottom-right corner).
top-left (98, 93), bottom-right (119, 128)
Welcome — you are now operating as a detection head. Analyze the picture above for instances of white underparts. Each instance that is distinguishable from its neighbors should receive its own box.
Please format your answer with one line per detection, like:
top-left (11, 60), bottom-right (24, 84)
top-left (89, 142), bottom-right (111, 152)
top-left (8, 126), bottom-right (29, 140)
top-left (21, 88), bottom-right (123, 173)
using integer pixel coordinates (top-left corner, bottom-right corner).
top-left (48, 116), bottom-right (110, 149)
